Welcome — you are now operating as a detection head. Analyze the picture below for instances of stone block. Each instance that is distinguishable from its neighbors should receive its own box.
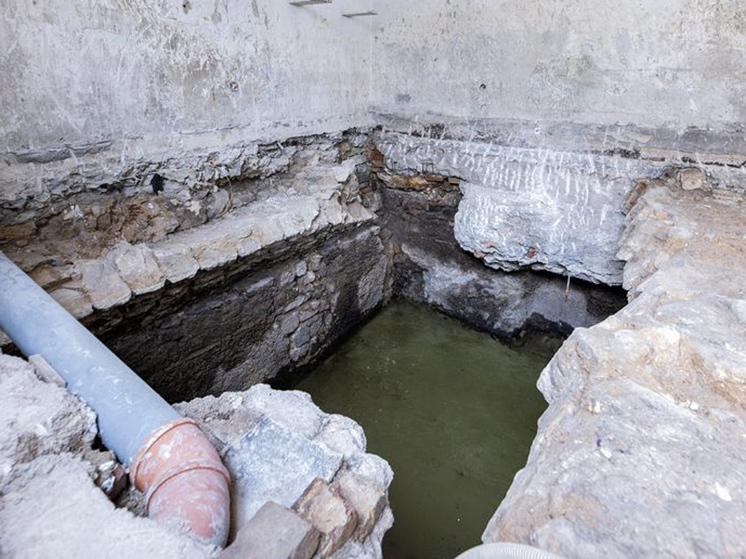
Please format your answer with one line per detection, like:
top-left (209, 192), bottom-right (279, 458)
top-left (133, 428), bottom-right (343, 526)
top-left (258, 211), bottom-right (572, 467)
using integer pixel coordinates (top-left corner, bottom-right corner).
top-left (78, 258), bottom-right (131, 310)
top-left (50, 283), bottom-right (93, 319)
top-left (152, 240), bottom-right (200, 283)
top-left (335, 470), bottom-right (388, 541)
top-left (293, 479), bottom-right (358, 558)
top-left (110, 241), bottom-right (165, 295)
top-left (224, 417), bottom-right (343, 530)
top-left (221, 502), bottom-right (319, 559)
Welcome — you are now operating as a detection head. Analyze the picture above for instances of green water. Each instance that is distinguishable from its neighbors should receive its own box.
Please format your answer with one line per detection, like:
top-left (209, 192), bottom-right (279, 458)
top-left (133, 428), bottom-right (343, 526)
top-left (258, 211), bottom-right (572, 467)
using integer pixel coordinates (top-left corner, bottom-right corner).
top-left (294, 303), bottom-right (562, 559)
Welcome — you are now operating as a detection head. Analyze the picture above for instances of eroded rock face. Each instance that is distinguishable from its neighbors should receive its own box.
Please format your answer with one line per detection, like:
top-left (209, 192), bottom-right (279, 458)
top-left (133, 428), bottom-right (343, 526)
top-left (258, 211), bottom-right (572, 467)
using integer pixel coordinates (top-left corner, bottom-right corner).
top-left (374, 158), bottom-right (627, 338)
top-left (485, 180), bottom-right (746, 558)
top-left (176, 385), bottom-right (394, 559)
top-left (0, 354), bottom-right (97, 486)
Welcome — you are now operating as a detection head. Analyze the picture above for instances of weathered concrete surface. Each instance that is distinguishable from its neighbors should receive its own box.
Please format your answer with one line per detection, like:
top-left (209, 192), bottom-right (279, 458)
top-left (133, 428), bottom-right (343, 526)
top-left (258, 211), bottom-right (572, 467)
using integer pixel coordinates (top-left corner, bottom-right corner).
top-left (0, 0), bottom-right (373, 215)
top-left (176, 384), bottom-right (394, 559)
top-left (485, 179), bottom-right (746, 558)
top-left (374, 162), bottom-right (626, 337)
top-left (372, 1), bottom-right (746, 131)
top-left (220, 501), bottom-right (320, 559)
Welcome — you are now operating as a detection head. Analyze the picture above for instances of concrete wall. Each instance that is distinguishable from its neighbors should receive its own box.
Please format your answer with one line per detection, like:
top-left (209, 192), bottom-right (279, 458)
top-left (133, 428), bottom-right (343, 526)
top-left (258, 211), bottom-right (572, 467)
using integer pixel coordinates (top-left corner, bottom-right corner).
top-left (371, 0), bottom-right (746, 132)
top-left (0, 0), bottom-right (374, 210)
top-left (2, 0), bottom-right (373, 150)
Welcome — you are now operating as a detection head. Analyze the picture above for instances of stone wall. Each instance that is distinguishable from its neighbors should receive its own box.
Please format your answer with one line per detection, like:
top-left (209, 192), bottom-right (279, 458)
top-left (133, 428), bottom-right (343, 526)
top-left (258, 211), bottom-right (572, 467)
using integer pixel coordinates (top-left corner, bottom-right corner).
top-left (95, 224), bottom-right (387, 403)
top-left (372, 142), bottom-right (627, 338)
top-left (0, 127), bottom-right (388, 401)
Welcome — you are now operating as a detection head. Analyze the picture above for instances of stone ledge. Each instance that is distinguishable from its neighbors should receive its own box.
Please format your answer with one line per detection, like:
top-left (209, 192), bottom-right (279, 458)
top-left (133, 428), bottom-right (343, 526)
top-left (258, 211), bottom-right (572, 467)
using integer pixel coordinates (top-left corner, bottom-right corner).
top-left (0, 189), bottom-right (376, 347)
top-left (376, 128), bottom-right (744, 287)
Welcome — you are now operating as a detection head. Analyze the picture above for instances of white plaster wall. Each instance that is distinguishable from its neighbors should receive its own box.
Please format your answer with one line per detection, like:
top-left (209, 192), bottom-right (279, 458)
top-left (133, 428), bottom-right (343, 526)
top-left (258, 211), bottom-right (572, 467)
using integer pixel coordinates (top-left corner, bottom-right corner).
top-left (0, 0), bottom-right (374, 152)
top-left (371, 0), bottom-right (746, 131)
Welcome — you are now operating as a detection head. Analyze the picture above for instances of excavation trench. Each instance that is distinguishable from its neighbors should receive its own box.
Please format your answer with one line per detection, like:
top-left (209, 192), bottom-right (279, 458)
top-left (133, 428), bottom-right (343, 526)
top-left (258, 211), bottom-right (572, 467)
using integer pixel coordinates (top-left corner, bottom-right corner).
top-left (72, 219), bottom-right (622, 556)
top-left (0, 190), bottom-right (625, 558)
top-left (0, 148), bottom-right (627, 556)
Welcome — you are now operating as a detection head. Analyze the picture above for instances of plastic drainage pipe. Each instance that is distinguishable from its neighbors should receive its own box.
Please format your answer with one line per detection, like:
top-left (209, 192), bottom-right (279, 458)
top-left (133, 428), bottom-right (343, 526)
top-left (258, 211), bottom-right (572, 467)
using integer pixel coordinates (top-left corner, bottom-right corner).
top-left (454, 543), bottom-right (565, 559)
top-left (0, 251), bottom-right (230, 547)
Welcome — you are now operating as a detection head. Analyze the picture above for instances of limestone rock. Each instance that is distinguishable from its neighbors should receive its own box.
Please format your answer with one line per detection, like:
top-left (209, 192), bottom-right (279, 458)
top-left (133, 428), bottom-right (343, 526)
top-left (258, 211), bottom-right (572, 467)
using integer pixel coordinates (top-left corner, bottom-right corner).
top-left (335, 470), bottom-right (388, 541)
top-left (49, 283), bottom-right (93, 319)
top-left (0, 455), bottom-right (216, 559)
top-left (110, 241), bottom-right (165, 295)
top-left (221, 502), bottom-right (320, 559)
top-left (294, 479), bottom-right (358, 558)
top-left (376, 132), bottom-right (663, 286)
top-left (0, 354), bottom-right (97, 488)
top-left (225, 418), bottom-right (344, 532)
top-left (78, 257), bottom-right (132, 310)
top-left (152, 239), bottom-right (201, 284)
top-left (455, 180), bottom-right (625, 285)
top-left (176, 385), bottom-right (393, 559)
top-left (486, 181), bottom-right (746, 558)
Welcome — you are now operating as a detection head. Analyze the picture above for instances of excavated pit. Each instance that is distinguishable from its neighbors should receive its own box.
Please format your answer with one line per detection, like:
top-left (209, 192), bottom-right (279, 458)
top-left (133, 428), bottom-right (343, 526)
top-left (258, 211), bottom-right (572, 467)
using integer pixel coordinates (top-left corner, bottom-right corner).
top-left (0, 127), bottom-right (630, 559)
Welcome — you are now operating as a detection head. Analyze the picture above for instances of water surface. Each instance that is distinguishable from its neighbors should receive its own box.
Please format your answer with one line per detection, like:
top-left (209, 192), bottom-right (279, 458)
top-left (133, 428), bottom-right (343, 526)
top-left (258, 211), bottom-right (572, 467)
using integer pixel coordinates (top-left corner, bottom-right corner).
top-left (294, 303), bottom-right (561, 559)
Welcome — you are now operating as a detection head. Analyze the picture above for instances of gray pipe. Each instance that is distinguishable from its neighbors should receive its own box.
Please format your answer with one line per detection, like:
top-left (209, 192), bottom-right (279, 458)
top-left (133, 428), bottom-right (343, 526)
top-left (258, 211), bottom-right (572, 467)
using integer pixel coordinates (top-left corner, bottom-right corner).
top-left (0, 251), bottom-right (180, 465)
top-left (455, 543), bottom-right (565, 559)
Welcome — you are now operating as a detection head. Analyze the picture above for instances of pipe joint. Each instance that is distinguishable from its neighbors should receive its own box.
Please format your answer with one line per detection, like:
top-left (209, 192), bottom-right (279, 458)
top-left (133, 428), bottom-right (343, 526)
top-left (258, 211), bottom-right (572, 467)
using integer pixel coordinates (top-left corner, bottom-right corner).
top-left (130, 418), bottom-right (231, 548)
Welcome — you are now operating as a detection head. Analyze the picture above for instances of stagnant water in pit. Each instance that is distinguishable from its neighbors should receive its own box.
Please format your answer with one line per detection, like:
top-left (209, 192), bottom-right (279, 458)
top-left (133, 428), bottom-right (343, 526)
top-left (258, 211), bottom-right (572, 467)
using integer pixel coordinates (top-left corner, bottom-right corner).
top-left (293, 302), bottom-right (562, 559)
